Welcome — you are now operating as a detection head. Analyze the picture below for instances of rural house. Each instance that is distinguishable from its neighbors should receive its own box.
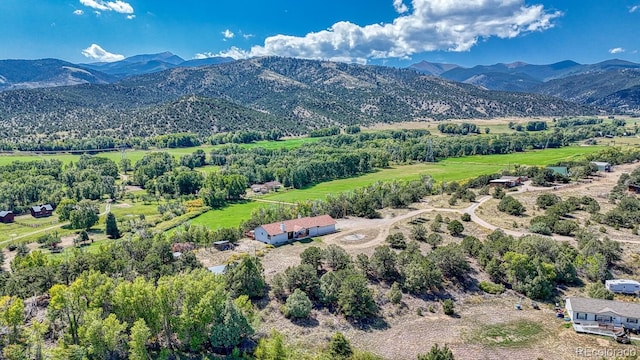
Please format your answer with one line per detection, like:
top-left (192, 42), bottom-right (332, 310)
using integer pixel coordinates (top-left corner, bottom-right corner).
top-left (590, 161), bottom-right (612, 172)
top-left (253, 215), bottom-right (337, 245)
top-left (251, 181), bottom-right (283, 194)
top-left (0, 211), bottom-right (14, 223)
top-left (30, 204), bottom-right (54, 218)
top-left (606, 279), bottom-right (640, 295)
top-left (489, 176), bottom-right (524, 188)
top-left (565, 297), bottom-right (640, 334)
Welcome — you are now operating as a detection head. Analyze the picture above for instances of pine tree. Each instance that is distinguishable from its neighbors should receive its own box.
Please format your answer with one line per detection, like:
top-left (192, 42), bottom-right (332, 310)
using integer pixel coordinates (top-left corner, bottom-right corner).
top-left (284, 289), bottom-right (312, 319)
top-left (105, 212), bottom-right (120, 239)
top-left (328, 332), bottom-right (353, 359)
top-left (128, 319), bottom-right (151, 360)
top-left (210, 299), bottom-right (254, 350)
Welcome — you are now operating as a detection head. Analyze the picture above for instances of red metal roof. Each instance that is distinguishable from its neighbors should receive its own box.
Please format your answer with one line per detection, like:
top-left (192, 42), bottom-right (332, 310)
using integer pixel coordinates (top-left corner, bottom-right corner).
top-left (258, 215), bottom-right (336, 236)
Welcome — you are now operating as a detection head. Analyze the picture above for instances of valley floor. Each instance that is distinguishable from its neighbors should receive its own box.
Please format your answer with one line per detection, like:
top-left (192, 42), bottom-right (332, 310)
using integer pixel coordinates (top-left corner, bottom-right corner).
top-left (195, 162), bottom-right (640, 359)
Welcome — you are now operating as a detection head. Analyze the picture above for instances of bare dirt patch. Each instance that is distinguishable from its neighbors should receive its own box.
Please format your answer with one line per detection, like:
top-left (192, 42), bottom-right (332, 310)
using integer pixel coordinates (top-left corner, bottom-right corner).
top-left (124, 185), bottom-right (143, 192)
top-left (474, 163), bottom-right (640, 243)
top-left (114, 203), bottom-right (133, 208)
top-left (258, 287), bottom-right (631, 360)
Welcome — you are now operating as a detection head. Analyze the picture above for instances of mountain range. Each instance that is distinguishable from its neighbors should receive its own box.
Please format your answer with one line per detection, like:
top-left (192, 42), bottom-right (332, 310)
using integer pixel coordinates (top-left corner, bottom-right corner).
top-left (0, 52), bottom-right (233, 91)
top-left (409, 59), bottom-right (640, 111)
top-left (81, 51), bottom-right (233, 78)
top-left (0, 56), bottom-right (592, 142)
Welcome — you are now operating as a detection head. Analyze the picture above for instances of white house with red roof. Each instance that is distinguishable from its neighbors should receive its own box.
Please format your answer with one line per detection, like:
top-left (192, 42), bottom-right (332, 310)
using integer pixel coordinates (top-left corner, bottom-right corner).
top-left (254, 215), bottom-right (337, 245)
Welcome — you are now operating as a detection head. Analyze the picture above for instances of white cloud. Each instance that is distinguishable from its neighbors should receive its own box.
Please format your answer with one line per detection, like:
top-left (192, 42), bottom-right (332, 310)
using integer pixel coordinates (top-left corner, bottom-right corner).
top-left (243, 33), bottom-right (254, 39)
top-left (215, 0), bottom-right (561, 62)
top-left (126, 14), bottom-right (135, 20)
top-left (393, 0), bottom-right (408, 13)
top-left (79, 0), bottom-right (134, 15)
top-left (222, 29), bottom-right (235, 39)
top-left (81, 44), bottom-right (125, 62)
top-left (609, 47), bottom-right (625, 54)
top-left (195, 47), bottom-right (247, 59)
top-left (630, 5), bottom-right (639, 13)
top-left (73, 9), bottom-right (84, 15)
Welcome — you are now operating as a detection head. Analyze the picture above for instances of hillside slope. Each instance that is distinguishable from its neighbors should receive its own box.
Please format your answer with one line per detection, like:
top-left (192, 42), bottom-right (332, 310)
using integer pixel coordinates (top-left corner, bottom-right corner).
top-left (0, 57), bottom-right (595, 141)
top-left (0, 59), bottom-right (114, 90)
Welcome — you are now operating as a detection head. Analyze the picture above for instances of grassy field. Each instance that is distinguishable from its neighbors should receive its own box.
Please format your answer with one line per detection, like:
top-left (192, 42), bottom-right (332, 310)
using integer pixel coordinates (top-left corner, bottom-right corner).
top-left (0, 137), bottom-right (322, 167)
top-left (262, 146), bottom-right (604, 203)
top-left (443, 145), bottom-right (604, 166)
top-left (188, 145), bottom-right (605, 229)
top-left (466, 320), bottom-right (545, 348)
top-left (0, 214), bottom-right (64, 241)
top-left (237, 137), bottom-right (322, 150)
top-left (190, 201), bottom-right (265, 229)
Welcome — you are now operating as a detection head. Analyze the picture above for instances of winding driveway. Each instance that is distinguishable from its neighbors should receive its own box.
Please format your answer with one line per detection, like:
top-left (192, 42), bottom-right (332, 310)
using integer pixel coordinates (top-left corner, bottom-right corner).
top-left (327, 172), bottom-right (640, 248)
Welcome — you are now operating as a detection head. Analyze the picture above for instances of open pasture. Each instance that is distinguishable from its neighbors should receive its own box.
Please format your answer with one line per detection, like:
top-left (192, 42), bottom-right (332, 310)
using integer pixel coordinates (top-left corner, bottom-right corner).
top-left (190, 201), bottom-right (265, 229)
top-left (0, 137), bottom-right (321, 166)
top-left (263, 145), bottom-right (603, 203)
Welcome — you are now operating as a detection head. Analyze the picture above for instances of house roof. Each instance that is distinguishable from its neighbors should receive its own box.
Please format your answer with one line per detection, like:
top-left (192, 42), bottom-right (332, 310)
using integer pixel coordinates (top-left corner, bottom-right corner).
top-left (489, 179), bottom-right (516, 183)
top-left (566, 297), bottom-right (640, 319)
top-left (547, 166), bottom-right (569, 176)
top-left (591, 161), bottom-right (611, 166)
top-left (31, 204), bottom-right (53, 212)
top-left (257, 215), bottom-right (337, 236)
top-left (606, 279), bottom-right (640, 286)
top-left (0, 211), bottom-right (12, 217)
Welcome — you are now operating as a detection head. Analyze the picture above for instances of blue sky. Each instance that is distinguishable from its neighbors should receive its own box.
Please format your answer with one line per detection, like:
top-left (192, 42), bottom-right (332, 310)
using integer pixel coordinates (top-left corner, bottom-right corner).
top-left (1, 0), bottom-right (639, 67)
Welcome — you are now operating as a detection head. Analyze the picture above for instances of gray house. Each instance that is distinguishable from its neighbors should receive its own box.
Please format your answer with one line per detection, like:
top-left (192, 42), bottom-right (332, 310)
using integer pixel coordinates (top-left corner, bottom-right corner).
top-left (253, 215), bottom-right (337, 245)
top-left (565, 297), bottom-right (640, 333)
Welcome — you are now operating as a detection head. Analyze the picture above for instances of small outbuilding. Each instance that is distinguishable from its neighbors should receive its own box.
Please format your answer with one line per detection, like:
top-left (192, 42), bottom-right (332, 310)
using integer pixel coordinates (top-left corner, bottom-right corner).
top-left (547, 166), bottom-right (569, 177)
top-left (489, 176), bottom-right (524, 188)
top-left (254, 215), bottom-right (337, 245)
top-left (0, 211), bottom-right (14, 224)
top-left (213, 240), bottom-right (232, 251)
top-left (591, 161), bottom-right (612, 172)
top-left (30, 204), bottom-right (53, 218)
top-left (606, 279), bottom-right (640, 295)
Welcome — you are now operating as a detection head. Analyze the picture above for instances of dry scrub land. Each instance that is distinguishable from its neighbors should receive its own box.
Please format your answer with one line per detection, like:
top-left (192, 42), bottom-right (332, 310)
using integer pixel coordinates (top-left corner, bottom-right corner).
top-left (196, 162), bottom-right (640, 359)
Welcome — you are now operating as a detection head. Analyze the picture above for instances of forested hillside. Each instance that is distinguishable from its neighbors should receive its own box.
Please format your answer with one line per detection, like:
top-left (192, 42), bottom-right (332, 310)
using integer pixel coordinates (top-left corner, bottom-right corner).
top-left (0, 57), bottom-right (594, 144)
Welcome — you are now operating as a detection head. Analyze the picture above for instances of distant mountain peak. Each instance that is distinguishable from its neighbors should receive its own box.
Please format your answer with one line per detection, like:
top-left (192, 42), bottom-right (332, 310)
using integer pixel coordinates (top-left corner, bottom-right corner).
top-left (506, 61), bottom-right (528, 69)
top-left (409, 60), bottom-right (460, 76)
top-left (122, 51), bottom-right (185, 65)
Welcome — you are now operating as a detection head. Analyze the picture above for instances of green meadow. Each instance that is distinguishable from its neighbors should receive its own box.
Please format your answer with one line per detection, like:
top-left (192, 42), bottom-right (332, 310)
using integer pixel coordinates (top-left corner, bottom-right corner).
top-left (261, 146), bottom-right (604, 203)
top-left (189, 201), bottom-right (265, 229)
top-left (0, 137), bottom-right (322, 166)
top-left (189, 145), bottom-right (605, 228)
